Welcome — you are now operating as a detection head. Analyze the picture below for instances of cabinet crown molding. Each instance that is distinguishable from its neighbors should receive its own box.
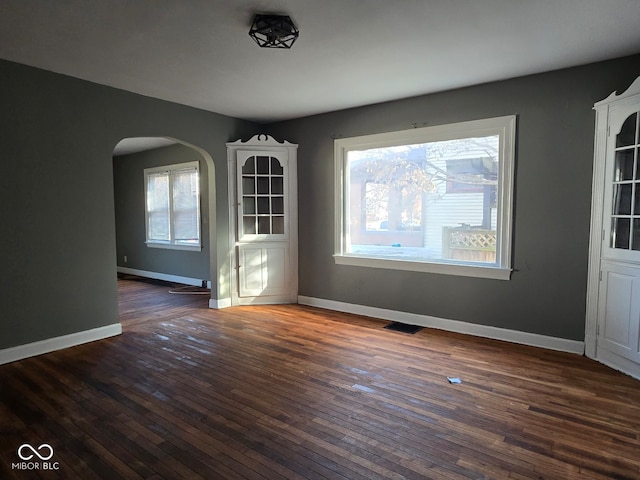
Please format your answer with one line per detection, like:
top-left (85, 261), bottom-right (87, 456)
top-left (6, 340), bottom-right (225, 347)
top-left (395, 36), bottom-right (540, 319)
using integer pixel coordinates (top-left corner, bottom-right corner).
top-left (227, 134), bottom-right (297, 148)
top-left (594, 76), bottom-right (640, 108)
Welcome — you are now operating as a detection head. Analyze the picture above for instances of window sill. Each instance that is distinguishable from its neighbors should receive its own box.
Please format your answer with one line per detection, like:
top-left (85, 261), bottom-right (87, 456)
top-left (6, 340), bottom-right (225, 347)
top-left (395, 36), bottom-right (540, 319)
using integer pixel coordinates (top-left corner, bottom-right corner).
top-left (334, 254), bottom-right (512, 280)
top-left (146, 242), bottom-right (202, 252)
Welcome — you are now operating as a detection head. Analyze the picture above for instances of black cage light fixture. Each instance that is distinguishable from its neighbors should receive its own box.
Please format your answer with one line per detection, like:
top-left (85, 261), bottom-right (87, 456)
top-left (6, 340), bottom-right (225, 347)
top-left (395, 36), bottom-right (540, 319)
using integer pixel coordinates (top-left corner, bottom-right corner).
top-left (249, 14), bottom-right (299, 49)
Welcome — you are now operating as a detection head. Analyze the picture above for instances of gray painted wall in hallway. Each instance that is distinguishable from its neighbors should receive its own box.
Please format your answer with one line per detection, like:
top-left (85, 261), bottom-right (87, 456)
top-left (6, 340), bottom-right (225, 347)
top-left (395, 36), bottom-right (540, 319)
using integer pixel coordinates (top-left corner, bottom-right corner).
top-left (267, 55), bottom-right (640, 341)
top-left (0, 59), bottom-right (257, 350)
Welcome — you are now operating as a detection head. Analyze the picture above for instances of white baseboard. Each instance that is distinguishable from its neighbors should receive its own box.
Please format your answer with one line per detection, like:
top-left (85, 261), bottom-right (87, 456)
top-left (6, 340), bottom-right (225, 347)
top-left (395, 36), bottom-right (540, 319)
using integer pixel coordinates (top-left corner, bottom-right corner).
top-left (594, 348), bottom-right (640, 381)
top-left (118, 266), bottom-right (211, 288)
top-left (0, 323), bottom-right (122, 366)
top-left (298, 296), bottom-right (585, 355)
top-left (209, 298), bottom-right (232, 309)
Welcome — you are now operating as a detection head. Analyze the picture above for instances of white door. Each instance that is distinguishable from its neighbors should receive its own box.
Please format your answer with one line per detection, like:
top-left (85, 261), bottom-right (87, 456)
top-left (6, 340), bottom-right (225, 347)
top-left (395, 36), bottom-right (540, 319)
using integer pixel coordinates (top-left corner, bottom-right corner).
top-left (596, 106), bottom-right (640, 373)
top-left (226, 135), bottom-right (298, 306)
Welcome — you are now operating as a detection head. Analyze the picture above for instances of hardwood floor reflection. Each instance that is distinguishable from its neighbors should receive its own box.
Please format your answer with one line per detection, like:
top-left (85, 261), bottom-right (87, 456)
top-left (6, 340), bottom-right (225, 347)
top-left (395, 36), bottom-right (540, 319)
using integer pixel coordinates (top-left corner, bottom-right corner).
top-left (1, 276), bottom-right (639, 479)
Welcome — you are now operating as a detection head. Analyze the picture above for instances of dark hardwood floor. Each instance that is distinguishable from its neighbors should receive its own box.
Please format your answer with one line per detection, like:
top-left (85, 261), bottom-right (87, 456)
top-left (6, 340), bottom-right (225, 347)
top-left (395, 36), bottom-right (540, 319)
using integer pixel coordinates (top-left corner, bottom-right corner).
top-left (1, 276), bottom-right (639, 479)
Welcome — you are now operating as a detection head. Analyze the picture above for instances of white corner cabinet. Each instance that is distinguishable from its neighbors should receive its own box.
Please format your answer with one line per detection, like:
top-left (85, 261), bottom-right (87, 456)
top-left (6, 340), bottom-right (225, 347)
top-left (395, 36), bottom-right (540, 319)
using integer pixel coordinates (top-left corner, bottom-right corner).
top-left (227, 135), bottom-right (298, 305)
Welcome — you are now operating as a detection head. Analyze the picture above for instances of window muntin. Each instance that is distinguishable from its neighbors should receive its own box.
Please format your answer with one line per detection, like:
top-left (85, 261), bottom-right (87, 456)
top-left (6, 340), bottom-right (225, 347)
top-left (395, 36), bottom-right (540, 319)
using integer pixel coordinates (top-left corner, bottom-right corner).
top-left (144, 162), bottom-right (201, 250)
top-left (334, 116), bottom-right (516, 280)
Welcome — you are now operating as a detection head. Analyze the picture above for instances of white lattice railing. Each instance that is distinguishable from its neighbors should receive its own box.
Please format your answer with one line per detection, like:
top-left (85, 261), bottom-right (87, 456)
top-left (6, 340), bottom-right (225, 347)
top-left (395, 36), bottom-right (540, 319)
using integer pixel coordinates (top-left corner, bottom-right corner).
top-left (442, 227), bottom-right (496, 262)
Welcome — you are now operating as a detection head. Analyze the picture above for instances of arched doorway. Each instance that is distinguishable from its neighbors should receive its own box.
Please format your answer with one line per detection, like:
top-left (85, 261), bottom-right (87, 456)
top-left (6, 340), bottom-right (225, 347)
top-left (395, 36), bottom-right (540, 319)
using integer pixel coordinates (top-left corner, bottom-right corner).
top-left (112, 137), bottom-right (220, 308)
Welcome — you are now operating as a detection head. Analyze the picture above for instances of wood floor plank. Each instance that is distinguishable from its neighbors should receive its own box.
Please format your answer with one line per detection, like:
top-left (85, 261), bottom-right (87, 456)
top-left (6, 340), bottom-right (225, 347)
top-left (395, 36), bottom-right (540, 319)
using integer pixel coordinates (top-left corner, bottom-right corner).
top-left (1, 275), bottom-right (640, 479)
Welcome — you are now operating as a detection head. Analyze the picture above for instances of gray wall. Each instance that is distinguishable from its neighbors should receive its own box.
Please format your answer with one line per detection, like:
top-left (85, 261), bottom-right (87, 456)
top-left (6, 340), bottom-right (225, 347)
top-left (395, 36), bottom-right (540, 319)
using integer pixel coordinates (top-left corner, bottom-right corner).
top-left (3, 53), bottom-right (640, 352)
top-left (0, 59), bottom-right (258, 350)
top-left (113, 144), bottom-right (210, 282)
top-left (268, 54), bottom-right (640, 341)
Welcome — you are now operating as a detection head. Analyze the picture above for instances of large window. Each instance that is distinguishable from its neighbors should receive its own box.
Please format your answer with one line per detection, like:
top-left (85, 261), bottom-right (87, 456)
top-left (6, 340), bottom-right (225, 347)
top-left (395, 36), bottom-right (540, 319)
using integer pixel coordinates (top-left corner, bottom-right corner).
top-left (144, 161), bottom-right (201, 251)
top-left (334, 116), bottom-right (516, 280)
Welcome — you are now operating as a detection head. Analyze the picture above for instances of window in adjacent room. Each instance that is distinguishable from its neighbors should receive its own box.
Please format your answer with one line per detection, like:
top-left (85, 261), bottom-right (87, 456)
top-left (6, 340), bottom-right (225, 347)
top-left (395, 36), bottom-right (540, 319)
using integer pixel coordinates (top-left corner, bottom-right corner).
top-left (144, 161), bottom-right (201, 251)
top-left (334, 115), bottom-right (516, 280)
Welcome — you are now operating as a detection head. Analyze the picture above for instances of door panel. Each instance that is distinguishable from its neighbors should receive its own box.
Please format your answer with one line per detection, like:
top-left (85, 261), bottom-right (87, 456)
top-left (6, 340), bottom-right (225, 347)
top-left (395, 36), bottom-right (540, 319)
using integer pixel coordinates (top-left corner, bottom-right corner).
top-left (238, 247), bottom-right (263, 295)
top-left (598, 262), bottom-right (640, 363)
top-left (238, 244), bottom-right (288, 298)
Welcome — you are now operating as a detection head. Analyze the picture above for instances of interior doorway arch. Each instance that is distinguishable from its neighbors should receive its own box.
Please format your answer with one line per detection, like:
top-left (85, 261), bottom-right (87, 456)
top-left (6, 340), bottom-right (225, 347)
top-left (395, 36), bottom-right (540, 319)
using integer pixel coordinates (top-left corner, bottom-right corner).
top-left (112, 136), bottom-right (221, 307)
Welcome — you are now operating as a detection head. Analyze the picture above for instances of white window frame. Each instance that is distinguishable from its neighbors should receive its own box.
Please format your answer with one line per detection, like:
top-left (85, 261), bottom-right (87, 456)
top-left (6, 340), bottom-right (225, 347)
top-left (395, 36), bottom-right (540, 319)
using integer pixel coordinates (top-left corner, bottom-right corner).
top-left (144, 161), bottom-right (202, 251)
top-left (334, 115), bottom-right (516, 280)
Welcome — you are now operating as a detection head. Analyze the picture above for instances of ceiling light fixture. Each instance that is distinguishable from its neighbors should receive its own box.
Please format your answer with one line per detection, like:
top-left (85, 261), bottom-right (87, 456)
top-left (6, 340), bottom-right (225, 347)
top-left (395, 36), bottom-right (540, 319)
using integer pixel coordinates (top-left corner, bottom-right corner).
top-left (249, 14), bottom-right (299, 49)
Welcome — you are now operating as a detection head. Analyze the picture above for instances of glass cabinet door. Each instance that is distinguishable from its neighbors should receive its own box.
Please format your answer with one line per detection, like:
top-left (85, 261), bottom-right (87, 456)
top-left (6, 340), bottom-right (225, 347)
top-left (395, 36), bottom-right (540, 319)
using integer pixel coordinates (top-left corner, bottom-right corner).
top-left (238, 154), bottom-right (286, 238)
top-left (610, 112), bottom-right (640, 253)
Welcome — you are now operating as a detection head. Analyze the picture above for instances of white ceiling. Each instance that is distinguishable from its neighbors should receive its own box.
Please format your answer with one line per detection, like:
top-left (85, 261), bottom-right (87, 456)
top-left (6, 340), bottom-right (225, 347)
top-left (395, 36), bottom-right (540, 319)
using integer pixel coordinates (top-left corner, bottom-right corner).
top-left (1, 1), bottom-right (640, 124)
top-left (112, 137), bottom-right (178, 156)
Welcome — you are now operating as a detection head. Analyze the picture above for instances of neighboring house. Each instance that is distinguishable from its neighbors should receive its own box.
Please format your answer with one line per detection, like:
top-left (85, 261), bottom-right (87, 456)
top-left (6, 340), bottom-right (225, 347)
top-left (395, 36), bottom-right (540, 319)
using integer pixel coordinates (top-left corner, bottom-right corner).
top-left (349, 138), bottom-right (499, 263)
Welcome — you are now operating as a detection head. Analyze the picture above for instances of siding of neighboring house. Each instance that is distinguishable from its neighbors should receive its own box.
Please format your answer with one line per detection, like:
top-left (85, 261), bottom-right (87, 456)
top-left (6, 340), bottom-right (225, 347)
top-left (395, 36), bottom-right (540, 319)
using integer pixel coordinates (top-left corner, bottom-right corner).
top-left (423, 191), bottom-right (487, 254)
top-left (423, 153), bottom-right (498, 258)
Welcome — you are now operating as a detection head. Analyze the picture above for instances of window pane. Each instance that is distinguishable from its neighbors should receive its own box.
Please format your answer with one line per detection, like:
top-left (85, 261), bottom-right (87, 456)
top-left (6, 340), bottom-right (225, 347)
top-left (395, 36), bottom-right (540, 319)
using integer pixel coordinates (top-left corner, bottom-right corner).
top-left (257, 197), bottom-right (270, 214)
top-left (147, 174), bottom-right (170, 241)
top-left (257, 156), bottom-right (270, 174)
top-left (612, 217), bottom-right (631, 249)
top-left (242, 176), bottom-right (255, 194)
top-left (243, 197), bottom-right (256, 214)
top-left (612, 184), bottom-right (632, 215)
top-left (172, 170), bottom-right (200, 244)
top-left (271, 157), bottom-right (283, 175)
top-left (616, 113), bottom-right (637, 148)
top-left (271, 177), bottom-right (284, 194)
top-left (272, 216), bottom-right (284, 234)
top-left (633, 219), bottom-right (640, 251)
top-left (147, 174), bottom-right (169, 212)
top-left (174, 210), bottom-right (198, 243)
top-left (257, 177), bottom-right (269, 194)
top-left (148, 212), bottom-right (170, 241)
top-left (243, 216), bottom-right (256, 234)
top-left (173, 170), bottom-right (198, 210)
top-left (257, 216), bottom-right (270, 234)
top-left (272, 197), bottom-right (284, 215)
top-left (347, 136), bottom-right (499, 264)
top-left (242, 157), bottom-right (255, 174)
top-left (614, 150), bottom-right (635, 181)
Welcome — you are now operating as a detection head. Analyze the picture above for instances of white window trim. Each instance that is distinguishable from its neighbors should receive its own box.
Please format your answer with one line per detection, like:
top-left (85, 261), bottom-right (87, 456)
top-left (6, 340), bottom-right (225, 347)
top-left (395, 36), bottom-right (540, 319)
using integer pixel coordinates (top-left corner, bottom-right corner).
top-left (144, 161), bottom-right (202, 252)
top-left (145, 242), bottom-right (201, 251)
top-left (334, 115), bottom-right (516, 280)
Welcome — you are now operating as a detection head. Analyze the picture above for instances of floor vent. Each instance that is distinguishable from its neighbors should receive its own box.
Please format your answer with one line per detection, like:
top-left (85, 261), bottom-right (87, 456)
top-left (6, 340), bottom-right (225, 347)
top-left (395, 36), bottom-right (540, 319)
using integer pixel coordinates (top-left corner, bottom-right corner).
top-left (384, 322), bottom-right (423, 334)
